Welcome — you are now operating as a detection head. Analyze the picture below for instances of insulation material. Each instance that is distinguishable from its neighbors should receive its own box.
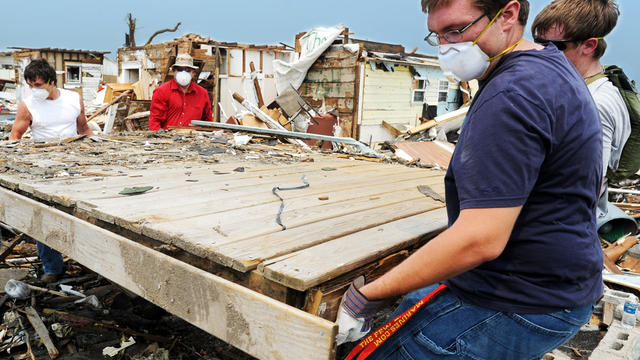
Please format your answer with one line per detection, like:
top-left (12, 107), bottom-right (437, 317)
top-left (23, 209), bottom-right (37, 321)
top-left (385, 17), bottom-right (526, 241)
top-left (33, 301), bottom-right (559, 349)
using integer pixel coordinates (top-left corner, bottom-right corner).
top-left (274, 25), bottom-right (345, 95)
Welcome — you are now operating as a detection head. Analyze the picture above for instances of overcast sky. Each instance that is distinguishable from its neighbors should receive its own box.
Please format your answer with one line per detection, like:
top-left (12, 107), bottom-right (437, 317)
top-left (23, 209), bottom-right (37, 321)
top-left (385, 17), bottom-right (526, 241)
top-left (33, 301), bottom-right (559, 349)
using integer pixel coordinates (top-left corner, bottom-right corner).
top-left (2, 0), bottom-right (638, 82)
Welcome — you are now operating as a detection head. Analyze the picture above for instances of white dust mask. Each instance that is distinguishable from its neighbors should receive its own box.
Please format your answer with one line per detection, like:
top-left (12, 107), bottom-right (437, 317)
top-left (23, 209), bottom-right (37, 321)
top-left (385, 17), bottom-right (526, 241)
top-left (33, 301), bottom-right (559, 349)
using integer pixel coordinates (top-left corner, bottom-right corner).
top-left (438, 42), bottom-right (490, 81)
top-left (175, 71), bottom-right (192, 87)
top-left (31, 88), bottom-right (50, 102)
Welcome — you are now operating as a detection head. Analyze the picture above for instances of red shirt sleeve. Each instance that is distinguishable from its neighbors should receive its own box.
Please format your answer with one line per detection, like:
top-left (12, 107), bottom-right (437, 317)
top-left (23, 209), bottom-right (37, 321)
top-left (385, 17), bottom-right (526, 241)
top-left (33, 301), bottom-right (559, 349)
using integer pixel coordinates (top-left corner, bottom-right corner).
top-left (149, 86), bottom-right (168, 131)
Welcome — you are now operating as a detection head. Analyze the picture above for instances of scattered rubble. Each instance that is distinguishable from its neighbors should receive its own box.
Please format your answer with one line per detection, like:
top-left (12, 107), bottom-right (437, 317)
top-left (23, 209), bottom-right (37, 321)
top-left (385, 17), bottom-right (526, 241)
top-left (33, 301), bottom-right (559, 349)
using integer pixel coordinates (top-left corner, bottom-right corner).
top-left (0, 230), bottom-right (258, 360)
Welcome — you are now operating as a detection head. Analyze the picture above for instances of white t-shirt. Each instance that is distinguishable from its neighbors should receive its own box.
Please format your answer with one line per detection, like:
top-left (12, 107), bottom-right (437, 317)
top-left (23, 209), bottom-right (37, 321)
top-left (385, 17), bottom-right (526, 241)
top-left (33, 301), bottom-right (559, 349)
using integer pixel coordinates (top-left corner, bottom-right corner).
top-left (23, 88), bottom-right (80, 140)
top-left (588, 76), bottom-right (630, 174)
top-left (589, 76), bottom-right (631, 219)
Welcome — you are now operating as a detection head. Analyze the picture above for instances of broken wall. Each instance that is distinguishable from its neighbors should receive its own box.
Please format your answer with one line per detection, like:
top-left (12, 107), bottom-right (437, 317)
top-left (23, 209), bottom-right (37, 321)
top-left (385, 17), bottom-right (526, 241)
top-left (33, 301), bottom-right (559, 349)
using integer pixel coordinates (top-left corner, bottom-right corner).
top-left (117, 43), bottom-right (175, 100)
top-left (218, 46), bottom-right (295, 121)
top-left (118, 37), bottom-right (294, 121)
top-left (0, 53), bottom-right (14, 82)
top-left (299, 44), bottom-right (361, 138)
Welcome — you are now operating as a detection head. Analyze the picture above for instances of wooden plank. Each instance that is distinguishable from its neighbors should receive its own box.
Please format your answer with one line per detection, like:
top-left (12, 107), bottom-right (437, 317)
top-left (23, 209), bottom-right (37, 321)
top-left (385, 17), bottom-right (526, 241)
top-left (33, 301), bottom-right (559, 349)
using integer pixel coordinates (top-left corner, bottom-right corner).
top-left (260, 208), bottom-right (448, 291)
top-left (96, 172), bottom-right (444, 257)
top-left (249, 62), bottom-right (264, 108)
top-left (213, 196), bottom-right (445, 272)
top-left (69, 162), bottom-right (411, 222)
top-left (78, 165), bottom-right (435, 228)
top-left (208, 179), bottom-right (445, 245)
top-left (382, 121), bottom-right (402, 137)
top-left (12, 158), bottom-right (377, 207)
top-left (0, 187), bottom-right (336, 360)
top-left (25, 306), bottom-right (59, 359)
top-left (303, 251), bottom-right (409, 321)
top-left (0, 233), bottom-right (23, 262)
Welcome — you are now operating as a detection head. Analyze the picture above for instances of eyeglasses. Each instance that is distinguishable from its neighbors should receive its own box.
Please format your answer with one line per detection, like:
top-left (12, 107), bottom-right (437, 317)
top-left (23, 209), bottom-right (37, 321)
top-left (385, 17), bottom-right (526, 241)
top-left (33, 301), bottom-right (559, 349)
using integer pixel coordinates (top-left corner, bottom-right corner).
top-left (173, 67), bottom-right (193, 72)
top-left (533, 37), bottom-right (576, 51)
top-left (424, 13), bottom-right (487, 46)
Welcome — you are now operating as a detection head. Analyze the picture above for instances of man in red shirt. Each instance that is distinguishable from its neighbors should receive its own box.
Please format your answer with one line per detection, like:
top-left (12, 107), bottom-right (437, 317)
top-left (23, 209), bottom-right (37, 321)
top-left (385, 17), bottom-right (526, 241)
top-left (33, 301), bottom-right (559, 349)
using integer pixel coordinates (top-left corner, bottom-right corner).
top-left (149, 53), bottom-right (213, 130)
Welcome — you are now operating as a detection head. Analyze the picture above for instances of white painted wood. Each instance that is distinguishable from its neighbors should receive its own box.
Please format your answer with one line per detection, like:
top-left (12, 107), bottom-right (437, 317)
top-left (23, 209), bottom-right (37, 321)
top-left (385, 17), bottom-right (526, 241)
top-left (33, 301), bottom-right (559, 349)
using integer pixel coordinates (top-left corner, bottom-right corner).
top-left (103, 104), bottom-right (118, 135)
top-left (229, 49), bottom-right (244, 77)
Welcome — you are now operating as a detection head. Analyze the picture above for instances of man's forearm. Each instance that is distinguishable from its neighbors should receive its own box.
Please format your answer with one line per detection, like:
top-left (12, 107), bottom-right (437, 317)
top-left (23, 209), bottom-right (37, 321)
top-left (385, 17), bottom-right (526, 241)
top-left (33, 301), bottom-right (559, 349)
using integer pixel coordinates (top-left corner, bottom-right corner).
top-left (360, 206), bottom-right (520, 300)
top-left (360, 228), bottom-right (487, 300)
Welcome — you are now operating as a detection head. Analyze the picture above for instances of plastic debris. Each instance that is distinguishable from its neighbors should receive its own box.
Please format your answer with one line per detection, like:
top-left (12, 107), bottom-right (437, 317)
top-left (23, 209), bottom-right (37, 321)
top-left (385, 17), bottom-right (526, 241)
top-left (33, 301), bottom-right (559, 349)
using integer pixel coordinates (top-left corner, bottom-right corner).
top-left (103, 336), bottom-right (136, 357)
top-left (119, 186), bottom-right (154, 195)
top-left (4, 279), bottom-right (31, 299)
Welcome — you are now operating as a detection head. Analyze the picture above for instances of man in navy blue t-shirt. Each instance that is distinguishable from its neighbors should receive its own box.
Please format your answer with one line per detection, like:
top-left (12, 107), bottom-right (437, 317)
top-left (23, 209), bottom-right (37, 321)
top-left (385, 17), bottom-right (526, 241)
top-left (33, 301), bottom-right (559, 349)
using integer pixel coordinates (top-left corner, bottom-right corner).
top-left (336, 0), bottom-right (603, 358)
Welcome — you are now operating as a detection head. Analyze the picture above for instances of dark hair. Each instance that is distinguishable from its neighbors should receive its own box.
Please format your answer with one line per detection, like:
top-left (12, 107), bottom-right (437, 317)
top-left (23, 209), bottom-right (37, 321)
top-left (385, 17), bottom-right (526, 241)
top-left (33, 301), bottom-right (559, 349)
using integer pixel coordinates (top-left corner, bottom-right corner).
top-left (422, 0), bottom-right (530, 26)
top-left (24, 58), bottom-right (57, 85)
top-left (531, 0), bottom-right (619, 59)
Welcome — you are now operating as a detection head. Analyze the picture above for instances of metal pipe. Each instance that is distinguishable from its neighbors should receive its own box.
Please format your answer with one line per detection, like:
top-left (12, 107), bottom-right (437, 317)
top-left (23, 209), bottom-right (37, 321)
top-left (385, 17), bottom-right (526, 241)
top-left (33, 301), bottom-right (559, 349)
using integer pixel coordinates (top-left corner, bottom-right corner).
top-left (190, 121), bottom-right (380, 157)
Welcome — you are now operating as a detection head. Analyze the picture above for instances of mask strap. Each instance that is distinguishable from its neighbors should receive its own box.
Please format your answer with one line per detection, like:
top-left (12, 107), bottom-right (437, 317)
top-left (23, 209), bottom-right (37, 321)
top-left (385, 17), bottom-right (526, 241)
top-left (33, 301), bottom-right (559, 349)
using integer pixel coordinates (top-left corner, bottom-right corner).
top-left (487, 38), bottom-right (523, 61)
top-left (472, 8), bottom-right (504, 46)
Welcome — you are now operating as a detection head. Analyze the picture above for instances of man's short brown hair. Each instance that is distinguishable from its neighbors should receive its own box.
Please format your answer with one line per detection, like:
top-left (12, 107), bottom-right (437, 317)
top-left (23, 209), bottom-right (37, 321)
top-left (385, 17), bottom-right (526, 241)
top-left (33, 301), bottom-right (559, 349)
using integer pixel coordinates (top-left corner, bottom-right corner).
top-left (531, 0), bottom-right (619, 59)
top-left (421, 0), bottom-right (530, 26)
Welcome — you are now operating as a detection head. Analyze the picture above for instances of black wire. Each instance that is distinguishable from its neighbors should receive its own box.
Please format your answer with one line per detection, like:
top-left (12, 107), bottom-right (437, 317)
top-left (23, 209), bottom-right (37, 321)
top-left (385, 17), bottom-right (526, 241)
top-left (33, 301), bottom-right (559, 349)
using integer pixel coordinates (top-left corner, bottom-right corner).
top-left (272, 175), bottom-right (309, 230)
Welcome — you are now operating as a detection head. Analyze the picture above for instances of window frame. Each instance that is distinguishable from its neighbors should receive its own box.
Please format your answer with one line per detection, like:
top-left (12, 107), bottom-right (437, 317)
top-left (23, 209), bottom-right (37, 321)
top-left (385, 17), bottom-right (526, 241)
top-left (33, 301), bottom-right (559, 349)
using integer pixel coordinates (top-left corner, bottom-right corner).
top-left (438, 80), bottom-right (449, 103)
top-left (411, 76), bottom-right (429, 104)
top-left (65, 63), bottom-right (82, 85)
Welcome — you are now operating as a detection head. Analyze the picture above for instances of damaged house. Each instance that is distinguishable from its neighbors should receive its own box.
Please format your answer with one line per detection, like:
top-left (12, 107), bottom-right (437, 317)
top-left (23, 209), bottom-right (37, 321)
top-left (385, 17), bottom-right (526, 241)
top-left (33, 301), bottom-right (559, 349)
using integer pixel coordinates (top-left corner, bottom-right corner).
top-left (115, 30), bottom-right (464, 142)
top-left (10, 47), bottom-right (112, 102)
top-left (116, 33), bottom-right (296, 122)
top-left (294, 29), bottom-right (465, 143)
top-left (0, 52), bottom-right (15, 90)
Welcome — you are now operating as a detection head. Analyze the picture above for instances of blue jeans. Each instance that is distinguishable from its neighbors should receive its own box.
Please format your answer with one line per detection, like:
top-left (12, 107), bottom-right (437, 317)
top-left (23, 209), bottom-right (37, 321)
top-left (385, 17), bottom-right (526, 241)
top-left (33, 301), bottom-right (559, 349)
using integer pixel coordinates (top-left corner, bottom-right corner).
top-left (37, 241), bottom-right (64, 275)
top-left (366, 285), bottom-right (593, 360)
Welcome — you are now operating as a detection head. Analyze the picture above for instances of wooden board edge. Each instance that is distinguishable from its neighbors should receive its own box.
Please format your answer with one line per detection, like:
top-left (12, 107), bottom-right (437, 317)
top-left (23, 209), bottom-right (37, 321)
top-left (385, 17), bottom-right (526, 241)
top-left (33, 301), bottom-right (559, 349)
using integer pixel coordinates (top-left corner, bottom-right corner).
top-left (0, 187), bottom-right (337, 360)
top-left (260, 209), bottom-right (448, 291)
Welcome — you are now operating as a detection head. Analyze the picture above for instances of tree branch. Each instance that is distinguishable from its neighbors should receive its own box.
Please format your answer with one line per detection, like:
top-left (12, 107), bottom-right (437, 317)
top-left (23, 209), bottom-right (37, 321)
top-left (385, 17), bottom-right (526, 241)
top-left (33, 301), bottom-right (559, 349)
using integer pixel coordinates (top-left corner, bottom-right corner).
top-left (145, 22), bottom-right (182, 46)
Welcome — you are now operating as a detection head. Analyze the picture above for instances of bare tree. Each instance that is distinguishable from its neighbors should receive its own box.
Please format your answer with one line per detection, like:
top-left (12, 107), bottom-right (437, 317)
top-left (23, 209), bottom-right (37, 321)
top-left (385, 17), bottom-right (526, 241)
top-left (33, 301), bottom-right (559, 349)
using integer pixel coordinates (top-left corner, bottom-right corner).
top-left (127, 13), bottom-right (136, 47)
top-left (145, 22), bottom-right (182, 46)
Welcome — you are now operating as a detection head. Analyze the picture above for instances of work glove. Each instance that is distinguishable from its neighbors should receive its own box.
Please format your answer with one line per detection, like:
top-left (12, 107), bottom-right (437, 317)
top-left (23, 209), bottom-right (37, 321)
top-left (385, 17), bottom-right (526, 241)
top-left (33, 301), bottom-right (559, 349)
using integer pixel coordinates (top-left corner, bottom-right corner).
top-left (336, 276), bottom-right (385, 346)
